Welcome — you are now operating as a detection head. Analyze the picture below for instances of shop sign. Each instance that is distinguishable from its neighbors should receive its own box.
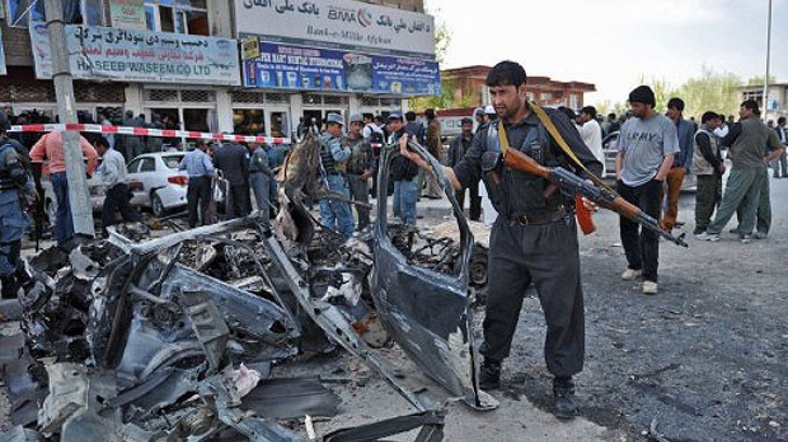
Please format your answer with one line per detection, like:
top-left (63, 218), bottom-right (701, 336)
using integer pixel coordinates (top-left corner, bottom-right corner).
top-left (241, 38), bottom-right (440, 96)
top-left (235, 0), bottom-right (435, 60)
top-left (109, 0), bottom-right (146, 30)
top-left (29, 24), bottom-right (240, 86)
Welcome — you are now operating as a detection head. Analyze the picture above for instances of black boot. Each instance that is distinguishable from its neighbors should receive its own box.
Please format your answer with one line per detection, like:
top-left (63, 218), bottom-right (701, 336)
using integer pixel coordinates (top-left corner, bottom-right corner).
top-left (553, 376), bottom-right (578, 420)
top-left (478, 359), bottom-right (501, 390)
top-left (1, 275), bottom-right (18, 299)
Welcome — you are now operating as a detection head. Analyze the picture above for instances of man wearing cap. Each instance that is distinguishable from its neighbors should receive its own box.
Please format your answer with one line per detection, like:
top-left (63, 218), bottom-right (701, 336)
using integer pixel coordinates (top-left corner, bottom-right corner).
top-left (0, 113), bottom-right (35, 299)
top-left (399, 61), bottom-right (602, 420)
top-left (248, 142), bottom-right (273, 226)
top-left (691, 112), bottom-right (725, 236)
top-left (448, 117), bottom-right (481, 221)
top-left (319, 113), bottom-right (354, 238)
top-left (484, 105), bottom-right (497, 124)
top-left (473, 107), bottom-right (485, 134)
top-left (663, 97), bottom-right (696, 230)
top-left (616, 85), bottom-right (679, 295)
top-left (345, 113), bottom-right (375, 230)
top-left (388, 112), bottom-right (419, 225)
top-left (697, 100), bottom-right (783, 243)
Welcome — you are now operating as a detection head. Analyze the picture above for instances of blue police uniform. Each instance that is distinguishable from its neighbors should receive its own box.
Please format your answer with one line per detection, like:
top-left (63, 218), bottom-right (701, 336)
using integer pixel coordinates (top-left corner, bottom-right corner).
top-left (0, 138), bottom-right (32, 299)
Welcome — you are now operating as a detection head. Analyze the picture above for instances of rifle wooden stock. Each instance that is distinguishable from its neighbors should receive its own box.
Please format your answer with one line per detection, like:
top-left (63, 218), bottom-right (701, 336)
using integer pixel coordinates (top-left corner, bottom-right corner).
top-left (503, 149), bottom-right (688, 247)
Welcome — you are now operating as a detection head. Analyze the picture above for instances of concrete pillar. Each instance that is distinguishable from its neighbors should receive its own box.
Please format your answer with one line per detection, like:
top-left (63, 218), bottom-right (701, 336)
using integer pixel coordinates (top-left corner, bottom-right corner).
top-left (349, 95), bottom-right (360, 117)
top-left (216, 88), bottom-right (233, 133)
top-left (289, 93), bottom-right (303, 136)
top-left (124, 84), bottom-right (143, 114)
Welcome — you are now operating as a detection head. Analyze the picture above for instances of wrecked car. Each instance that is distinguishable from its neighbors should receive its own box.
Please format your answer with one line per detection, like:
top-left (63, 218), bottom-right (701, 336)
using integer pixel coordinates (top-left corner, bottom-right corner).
top-left (0, 131), bottom-right (494, 441)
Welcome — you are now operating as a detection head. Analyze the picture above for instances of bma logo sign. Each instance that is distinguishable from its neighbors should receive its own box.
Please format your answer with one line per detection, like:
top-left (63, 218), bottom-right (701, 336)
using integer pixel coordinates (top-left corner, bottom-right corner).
top-left (327, 7), bottom-right (374, 27)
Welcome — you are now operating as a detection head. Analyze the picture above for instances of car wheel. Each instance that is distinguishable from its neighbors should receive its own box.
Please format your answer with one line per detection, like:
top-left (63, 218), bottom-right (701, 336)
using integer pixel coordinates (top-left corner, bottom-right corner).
top-left (469, 245), bottom-right (488, 288)
top-left (151, 192), bottom-right (166, 218)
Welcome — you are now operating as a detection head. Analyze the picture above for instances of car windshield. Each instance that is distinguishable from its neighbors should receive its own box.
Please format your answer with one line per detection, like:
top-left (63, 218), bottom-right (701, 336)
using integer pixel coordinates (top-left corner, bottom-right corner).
top-left (162, 155), bottom-right (184, 169)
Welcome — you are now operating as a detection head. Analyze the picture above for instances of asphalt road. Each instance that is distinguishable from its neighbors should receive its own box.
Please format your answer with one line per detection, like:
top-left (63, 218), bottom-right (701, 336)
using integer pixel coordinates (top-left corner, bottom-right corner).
top-left (501, 174), bottom-right (788, 441)
top-left (2, 173), bottom-right (787, 441)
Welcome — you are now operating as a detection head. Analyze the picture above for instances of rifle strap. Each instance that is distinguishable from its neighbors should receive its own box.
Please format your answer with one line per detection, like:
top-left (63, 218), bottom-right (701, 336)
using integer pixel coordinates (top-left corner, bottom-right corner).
top-left (525, 102), bottom-right (619, 196)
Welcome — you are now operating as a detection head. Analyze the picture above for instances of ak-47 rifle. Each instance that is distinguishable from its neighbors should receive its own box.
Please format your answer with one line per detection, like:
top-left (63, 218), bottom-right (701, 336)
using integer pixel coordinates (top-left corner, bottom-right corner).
top-left (500, 148), bottom-right (688, 248)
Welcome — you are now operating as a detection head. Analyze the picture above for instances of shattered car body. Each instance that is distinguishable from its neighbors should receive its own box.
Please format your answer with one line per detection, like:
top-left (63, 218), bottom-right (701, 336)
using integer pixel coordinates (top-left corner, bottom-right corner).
top-left (0, 133), bottom-right (494, 440)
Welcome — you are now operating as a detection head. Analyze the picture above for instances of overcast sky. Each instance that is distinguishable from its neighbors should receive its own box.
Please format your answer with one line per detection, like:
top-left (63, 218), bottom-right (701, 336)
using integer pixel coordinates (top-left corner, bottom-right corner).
top-left (426, 0), bottom-right (788, 106)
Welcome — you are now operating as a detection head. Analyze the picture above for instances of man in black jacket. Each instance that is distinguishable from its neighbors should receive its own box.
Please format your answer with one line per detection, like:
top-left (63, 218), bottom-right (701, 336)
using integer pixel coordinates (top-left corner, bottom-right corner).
top-left (388, 112), bottom-right (419, 225)
top-left (400, 61), bottom-right (602, 420)
top-left (214, 142), bottom-right (251, 219)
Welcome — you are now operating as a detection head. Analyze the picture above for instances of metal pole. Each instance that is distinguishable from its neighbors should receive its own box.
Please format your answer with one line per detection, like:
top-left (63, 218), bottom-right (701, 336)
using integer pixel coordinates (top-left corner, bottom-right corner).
top-left (45, 0), bottom-right (94, 237)
top-left (764, 0), bottom-right (772, 118)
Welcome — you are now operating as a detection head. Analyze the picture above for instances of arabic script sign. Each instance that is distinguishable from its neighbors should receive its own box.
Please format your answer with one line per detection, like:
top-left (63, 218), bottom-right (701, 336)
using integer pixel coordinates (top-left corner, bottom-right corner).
top-left (235, 0), bottom-right (435, 60)
top-left (30, 24), bottom-right (240, 86)
top-left (109, 0), bottom-right (146, 30)
top-left (241, 37), bottom-right (440, 96)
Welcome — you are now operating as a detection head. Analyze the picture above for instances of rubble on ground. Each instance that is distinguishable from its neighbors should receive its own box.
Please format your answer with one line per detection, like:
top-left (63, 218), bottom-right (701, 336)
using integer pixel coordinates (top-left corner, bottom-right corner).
top-left (0, 134), bottom-right (493, 441)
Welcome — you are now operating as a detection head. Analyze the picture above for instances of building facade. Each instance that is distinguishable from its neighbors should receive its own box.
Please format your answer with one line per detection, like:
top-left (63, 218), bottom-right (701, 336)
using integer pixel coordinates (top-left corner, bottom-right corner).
top-left (739, 83), bottom-right (788, 122)
top-left (441, 65), bottom-right (596, 109)
top-left (0, 0), bottom-right (434, 142)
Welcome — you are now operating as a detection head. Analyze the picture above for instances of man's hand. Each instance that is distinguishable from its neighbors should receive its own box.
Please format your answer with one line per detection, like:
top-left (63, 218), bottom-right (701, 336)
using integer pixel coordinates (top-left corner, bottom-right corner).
top-left (581, 196), bottom-right (598, 212)
top-left (398, 133), bottom-right (430, 170)
top-left (361, 169), bottom-right (372, 180)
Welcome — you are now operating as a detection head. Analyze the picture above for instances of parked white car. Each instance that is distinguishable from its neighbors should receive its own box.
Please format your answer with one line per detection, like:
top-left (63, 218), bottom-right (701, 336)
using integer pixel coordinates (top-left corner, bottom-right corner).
top-left (40, 168), bottom-right (106, 225)
top-left (127, 152), bottom-right (188, 217)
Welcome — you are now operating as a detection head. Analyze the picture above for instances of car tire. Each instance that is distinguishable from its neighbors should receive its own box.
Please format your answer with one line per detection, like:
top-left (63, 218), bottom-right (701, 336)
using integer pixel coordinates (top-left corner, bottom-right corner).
top-left (151, 192), bottom-right (166, 218)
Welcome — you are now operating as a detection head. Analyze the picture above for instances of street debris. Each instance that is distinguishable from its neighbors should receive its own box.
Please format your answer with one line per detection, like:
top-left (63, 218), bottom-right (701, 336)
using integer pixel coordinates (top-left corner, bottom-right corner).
top-left (0, 136), bottom-right (493, 440)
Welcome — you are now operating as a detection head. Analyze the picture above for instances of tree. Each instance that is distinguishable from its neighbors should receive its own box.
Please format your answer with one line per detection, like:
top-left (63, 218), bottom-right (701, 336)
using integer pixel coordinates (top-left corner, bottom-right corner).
top-left (636, 67), bottom-right (743, 119)
top-left (409, 5), bottom-right (452, 111)
top-left (747, 75), bottom-right (777, 86)
top-left (678, 68), bottom-right (742, 119)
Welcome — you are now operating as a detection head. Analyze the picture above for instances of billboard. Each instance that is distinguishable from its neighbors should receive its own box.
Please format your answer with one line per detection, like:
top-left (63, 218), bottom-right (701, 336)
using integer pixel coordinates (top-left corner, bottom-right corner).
top-left (241, 37), bottom-right (440, 96)
top-left (30, 24), bottom-right (240, 86)
top-left (235, 0), bottom-right (435, 60)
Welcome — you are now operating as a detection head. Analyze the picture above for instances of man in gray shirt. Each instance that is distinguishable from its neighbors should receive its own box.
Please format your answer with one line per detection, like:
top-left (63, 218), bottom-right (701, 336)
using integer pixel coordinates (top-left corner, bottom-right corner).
top-left (616, 85), bottom-right (679, 295)
top-left (95, 136), bottom-right (140, 235)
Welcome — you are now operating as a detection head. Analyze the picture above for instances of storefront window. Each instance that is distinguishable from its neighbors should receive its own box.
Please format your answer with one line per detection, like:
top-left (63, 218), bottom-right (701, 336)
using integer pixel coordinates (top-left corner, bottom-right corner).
top-left (8, 0), bottom-right (102, 27)
top-left (144, 0), bottom-right (208, 35)
top-left (233, 109), bottom-right (266, 136)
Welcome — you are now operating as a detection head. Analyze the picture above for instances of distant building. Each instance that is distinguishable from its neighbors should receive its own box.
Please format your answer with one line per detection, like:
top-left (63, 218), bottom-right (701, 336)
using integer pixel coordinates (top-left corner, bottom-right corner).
top-left (441, 65), bottom-right (596, 109)
top-left (739, 83), bottom-right (788, 122)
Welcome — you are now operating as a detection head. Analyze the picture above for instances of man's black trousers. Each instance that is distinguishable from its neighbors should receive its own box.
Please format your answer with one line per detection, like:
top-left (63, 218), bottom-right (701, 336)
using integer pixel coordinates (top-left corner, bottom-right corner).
top-left (187, 176), bottom-right (212, 228)
top-left (480, 216), bottom-right (585, 378)
top-left (617, 179), bottom-right (662, 283)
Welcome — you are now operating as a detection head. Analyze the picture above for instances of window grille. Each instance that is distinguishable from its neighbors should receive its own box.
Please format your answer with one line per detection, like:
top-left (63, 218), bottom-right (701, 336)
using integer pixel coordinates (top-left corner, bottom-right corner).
top-left (180, 90), bottom-right (214, 102)
top-left (231, 91), bottom-right (266, 104)
top-left (146, 89), bottom-right (178, 102)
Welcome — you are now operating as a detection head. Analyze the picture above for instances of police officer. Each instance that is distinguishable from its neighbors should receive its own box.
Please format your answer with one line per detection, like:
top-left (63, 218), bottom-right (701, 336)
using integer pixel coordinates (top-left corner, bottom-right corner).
top-left (400, 61), bottom-right (602, 420)
top-left (0, 113), bottom-right (34, 299)
top-left (319, 113), bottom-right (354, 238)
top-left (344, 113), bottom-right (375, 231)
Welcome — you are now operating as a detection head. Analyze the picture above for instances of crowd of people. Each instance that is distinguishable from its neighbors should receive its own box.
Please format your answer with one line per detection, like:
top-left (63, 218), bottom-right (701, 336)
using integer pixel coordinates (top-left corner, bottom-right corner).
top-left (1, 60), bottom-right (786, 424)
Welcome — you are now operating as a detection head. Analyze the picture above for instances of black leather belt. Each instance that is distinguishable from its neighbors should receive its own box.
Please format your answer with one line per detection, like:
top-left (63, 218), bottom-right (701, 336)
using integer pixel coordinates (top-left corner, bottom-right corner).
top-left (509, 208), bottom-right (567, 226)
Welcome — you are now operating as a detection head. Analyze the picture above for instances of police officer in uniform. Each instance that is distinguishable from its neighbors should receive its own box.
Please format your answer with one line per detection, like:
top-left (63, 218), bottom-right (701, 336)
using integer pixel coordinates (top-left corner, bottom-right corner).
top-left (400, 61), bottom-right (602, 420)
top-left (0, 113), bottom-right (34, 299)
top-left (319, 113), bottom-right (354, 239)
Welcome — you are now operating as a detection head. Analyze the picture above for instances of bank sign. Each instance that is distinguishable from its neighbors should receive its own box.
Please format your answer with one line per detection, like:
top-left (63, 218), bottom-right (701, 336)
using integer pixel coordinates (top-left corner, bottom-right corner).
top-left (29, 24), bottom-right (240, 86)
top-left (235, 0), bottom-right (435, 60)
top-left (241, 37), bottom-right (440, 96)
